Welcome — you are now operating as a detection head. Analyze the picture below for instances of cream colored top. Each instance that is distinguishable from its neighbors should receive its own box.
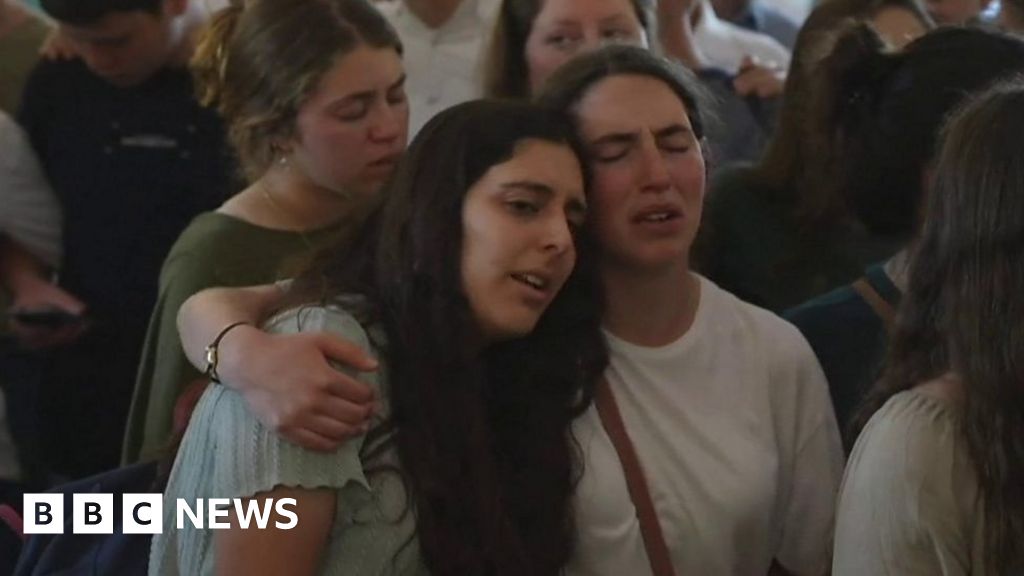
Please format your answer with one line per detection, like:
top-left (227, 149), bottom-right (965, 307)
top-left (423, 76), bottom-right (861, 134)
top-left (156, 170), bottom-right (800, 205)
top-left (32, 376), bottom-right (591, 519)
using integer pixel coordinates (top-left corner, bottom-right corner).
top-left (833, 384), bottom-right (987, 576)
top-left (150, 304), bottom-right (426, 576)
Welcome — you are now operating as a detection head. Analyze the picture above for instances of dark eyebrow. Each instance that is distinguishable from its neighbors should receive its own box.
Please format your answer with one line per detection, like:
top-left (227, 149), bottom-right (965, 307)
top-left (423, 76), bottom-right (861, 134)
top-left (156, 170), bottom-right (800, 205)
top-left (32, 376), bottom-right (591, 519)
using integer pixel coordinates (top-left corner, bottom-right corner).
top-left (654, 124), bottom-right (693, 139)
top-left (501, 181), bottom-right (554, 196)
top-left (599, 14), bottom-right (635, 25)
top-left (332, 92), bottom-right (374, 109)
top-left (388, 74), bottom-right (407, 92)
top-left (331, 74), bottom-right (407, 108)
top-left (504, 181), bottom-right (588, 219)
top-left (589, 131), bottom-right (639, 148)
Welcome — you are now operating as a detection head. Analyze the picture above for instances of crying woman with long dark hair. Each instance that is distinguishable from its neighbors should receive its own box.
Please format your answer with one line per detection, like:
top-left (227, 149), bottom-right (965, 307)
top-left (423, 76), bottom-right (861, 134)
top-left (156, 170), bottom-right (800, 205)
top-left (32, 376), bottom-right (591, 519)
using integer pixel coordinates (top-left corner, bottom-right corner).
top-left (150, 98), bottom-right (607, 576)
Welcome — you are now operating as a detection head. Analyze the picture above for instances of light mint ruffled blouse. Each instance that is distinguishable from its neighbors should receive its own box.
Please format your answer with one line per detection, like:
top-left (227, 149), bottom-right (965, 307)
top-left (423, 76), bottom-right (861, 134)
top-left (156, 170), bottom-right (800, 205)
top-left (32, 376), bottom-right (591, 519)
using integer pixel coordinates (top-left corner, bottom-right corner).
top-left (149, 304), bottom-right (428, 576)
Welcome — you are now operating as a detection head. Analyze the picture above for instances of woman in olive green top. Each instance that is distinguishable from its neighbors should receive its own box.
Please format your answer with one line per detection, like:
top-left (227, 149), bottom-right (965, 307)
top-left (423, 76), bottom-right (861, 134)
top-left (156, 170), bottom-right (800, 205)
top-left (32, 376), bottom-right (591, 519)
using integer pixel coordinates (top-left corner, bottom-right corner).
top-left (122, 0), bottom-right (409, 463)
top-left (834, 80), bottom-right (1024, 575)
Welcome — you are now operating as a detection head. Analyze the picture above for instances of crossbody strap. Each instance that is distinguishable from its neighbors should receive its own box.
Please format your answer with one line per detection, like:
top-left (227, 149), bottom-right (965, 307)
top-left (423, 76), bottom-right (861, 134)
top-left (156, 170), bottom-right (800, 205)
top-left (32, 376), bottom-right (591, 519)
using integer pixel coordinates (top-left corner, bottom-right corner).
top-left (594, 377), bottom-right (677, 576)
top-left (851, 277), bottom-right (896, 331)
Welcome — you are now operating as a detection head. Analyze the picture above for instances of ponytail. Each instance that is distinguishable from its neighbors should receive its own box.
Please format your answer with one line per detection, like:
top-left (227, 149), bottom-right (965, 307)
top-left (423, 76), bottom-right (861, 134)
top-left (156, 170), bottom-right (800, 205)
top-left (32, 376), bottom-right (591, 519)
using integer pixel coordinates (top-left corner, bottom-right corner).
top-left (191, 1), bottom-right (245, 112)
top-left (790, 21), bottom-right (898, 233)
top-left (816, 21), bottom-right (897, 145)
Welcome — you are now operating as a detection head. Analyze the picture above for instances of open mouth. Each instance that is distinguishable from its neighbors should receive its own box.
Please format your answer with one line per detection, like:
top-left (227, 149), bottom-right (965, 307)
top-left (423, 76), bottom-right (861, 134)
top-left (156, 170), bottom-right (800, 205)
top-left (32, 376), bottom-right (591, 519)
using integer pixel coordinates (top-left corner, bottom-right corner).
top-left (512, 272), bottom-right (548, 292)
top-left (634, 207), bottom-right (682, 223)
top-left (368, 154), bottom-right (400, 168)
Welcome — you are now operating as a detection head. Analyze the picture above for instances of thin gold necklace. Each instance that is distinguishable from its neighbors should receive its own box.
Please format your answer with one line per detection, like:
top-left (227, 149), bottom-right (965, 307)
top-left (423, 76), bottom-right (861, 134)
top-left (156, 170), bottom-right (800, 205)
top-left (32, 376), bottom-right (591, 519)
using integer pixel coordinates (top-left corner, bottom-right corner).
top-left (259, 179), bottom-right (318, 255)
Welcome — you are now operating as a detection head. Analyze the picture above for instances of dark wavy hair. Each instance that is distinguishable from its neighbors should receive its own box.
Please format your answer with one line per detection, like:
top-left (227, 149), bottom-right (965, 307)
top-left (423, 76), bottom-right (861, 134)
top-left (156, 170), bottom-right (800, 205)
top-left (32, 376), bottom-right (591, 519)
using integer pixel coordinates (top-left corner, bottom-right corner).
top-left (854, 79), bottom-right (1024, 574)
top-left (821, 25), bottom-right (1024, 238)
top-left (752, 0), bottom-right (932, 237)
top-left (537, 45), bottom-right (710, 142)
top-left (292, 99), bottom-right (608, 576)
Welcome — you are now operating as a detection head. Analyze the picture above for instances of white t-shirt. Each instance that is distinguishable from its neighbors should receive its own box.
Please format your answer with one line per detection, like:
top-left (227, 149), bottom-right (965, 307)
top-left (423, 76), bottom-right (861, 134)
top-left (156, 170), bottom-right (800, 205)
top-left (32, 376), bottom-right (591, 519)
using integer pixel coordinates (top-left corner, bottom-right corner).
top-left (567, 275), bottom-right (844, 576)
top-left (376, 0), bottom-right (498, 137)
top-left (693, 1), bottom-right (792, 74)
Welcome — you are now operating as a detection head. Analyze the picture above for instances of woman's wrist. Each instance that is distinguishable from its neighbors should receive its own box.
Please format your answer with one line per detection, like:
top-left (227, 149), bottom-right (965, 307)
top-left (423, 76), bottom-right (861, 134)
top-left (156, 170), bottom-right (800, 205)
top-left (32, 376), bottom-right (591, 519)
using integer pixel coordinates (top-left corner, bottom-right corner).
top-left (213, 323), bottom-right (265, 391)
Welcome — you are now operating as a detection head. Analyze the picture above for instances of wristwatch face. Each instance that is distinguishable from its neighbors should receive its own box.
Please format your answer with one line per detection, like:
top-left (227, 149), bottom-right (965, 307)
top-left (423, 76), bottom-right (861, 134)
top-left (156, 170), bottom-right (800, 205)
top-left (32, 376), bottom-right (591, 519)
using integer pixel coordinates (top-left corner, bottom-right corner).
top-left (204, 344), bottom-right (218, 376)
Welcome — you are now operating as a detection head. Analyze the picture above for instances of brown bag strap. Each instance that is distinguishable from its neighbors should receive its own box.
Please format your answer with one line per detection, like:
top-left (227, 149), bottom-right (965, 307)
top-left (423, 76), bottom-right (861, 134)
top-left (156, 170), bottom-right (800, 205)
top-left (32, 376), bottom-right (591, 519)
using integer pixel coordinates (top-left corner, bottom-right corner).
top-left (851, 277), bottom-right (896, 331)
top-left (595, 377), bottom-right (677, 576)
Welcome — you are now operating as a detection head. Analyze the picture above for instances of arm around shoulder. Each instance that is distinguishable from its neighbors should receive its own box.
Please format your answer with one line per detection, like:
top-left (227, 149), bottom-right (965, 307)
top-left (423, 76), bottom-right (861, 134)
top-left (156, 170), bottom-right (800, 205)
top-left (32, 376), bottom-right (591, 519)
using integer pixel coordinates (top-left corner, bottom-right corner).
top-left (176, 283), bottom-right (288, 373)
top-left (179, 291), bottom-right (379, 451)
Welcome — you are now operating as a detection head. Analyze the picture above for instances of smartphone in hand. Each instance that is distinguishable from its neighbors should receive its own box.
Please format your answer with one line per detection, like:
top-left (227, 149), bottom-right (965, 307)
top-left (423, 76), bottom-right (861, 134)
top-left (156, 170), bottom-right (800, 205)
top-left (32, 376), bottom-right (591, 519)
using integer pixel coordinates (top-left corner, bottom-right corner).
top-left (7, 307), bottom-right (86, 329)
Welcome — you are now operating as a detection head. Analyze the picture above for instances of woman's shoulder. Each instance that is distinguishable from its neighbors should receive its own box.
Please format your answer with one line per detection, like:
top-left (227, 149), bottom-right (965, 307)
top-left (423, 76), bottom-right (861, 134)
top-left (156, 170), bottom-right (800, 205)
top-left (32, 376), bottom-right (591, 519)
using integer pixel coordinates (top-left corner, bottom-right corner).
top-left (155, 213), bottom-right (272, 286)
top-left (170, 211), bottom-right (280, 249)
top-left (835, 382), bottom-right (980, 574)
top-left (859, 384), bottom-right (961, 451)
top-left (699, 276), bottom-right (812, 357)
top-left (263, 298), bottom-right (372, 342)
top-left (161, 214), bottom-right (330, 293)
top-left (262, 298), bottom-right (383, 373)
top-left (843, 383), bottom-right (973, 509)
top-left (177, 299), bottom-right (384, 499)
top-left (160, 212), bottom-right (261, 269)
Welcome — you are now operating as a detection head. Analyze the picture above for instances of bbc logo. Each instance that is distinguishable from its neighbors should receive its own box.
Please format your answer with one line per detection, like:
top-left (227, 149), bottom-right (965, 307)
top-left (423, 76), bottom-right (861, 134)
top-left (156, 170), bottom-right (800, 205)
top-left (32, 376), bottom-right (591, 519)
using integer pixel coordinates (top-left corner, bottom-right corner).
top-left (23, 493), bottom-right (298, 533)
top-left (24, 494), bottom-right (162, 535)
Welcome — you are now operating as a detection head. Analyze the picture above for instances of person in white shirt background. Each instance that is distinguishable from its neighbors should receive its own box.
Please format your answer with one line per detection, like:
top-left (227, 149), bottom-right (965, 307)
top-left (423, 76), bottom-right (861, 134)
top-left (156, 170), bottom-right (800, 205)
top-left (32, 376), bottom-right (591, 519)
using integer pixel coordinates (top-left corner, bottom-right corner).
top-left (690, 0), bottom-right (790, 73)
top-left (374, 0), bottom-right (499, 135)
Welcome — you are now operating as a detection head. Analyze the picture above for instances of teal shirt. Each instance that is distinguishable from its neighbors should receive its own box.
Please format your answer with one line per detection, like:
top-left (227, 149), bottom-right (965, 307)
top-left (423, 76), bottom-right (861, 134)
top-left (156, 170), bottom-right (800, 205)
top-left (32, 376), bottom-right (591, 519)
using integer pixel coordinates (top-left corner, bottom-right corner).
top-left (150, 304), bottom-right (427, 576)
top-left (785, 264), bottom-right (902, 450)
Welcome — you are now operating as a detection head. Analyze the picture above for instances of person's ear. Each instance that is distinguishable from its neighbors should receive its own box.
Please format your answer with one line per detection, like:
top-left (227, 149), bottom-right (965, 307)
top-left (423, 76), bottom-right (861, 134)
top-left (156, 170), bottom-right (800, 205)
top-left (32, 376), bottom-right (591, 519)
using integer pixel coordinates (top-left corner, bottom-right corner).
top-left (269, 138), bottom-right (296, 168)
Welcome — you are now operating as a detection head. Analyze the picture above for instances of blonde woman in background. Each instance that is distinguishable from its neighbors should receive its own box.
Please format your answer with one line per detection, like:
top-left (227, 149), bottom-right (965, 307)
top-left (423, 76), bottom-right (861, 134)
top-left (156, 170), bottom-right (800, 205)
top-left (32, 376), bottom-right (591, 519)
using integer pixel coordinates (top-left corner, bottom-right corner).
top-left (122, 0), bottom-right (408, 464)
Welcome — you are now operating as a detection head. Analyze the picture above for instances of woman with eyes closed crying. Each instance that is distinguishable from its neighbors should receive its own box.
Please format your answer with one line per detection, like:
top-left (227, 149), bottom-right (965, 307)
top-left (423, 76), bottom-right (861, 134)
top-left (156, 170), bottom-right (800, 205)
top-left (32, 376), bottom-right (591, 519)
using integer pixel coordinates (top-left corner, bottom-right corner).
top-left (151, 99), bottom-right (605, 576)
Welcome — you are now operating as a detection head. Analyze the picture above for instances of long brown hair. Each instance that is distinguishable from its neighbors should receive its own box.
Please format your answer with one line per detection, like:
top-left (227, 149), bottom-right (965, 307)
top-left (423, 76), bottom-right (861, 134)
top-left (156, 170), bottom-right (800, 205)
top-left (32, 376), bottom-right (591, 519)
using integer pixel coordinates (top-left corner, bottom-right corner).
top-left (855, 79), bottom-right (1024, 574)
top-left (293, 100), bottom-right (607, 576)
top-left (753, 0), bottom-right (931, 236)
top-left (817, 25), bottom-right (1024, 238)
